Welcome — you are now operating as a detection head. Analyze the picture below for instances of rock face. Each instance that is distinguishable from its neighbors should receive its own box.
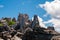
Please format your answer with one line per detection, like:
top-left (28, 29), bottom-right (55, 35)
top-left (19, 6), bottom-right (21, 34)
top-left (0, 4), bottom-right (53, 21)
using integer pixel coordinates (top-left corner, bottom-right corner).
top-left (21, 14), bottom-right (60, 40)
top-left (31, 15), bottom-right (40, 28)
top-left (0, 14), bottom-right (60, 40)
top-left (22, 27), bottom-right (55, 40)
top-left (12, 17), bottom-right (16, 22)
top-left (47, 26), bottom-right (55, 30)
top-left (2, 17), bottom-right (11, 22)
top-left (51, 36), bottom-right (60, 40)
top-left (11, 35), bottom-right (22, 40)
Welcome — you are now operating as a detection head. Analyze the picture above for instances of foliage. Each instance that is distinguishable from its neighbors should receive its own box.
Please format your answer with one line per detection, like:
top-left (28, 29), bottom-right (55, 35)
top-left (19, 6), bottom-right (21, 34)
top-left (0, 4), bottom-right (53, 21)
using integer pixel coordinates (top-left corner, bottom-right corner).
top-left (0, 23), bottom-right (3, 26)
top-left (8, 20), bottom-right (16, 26)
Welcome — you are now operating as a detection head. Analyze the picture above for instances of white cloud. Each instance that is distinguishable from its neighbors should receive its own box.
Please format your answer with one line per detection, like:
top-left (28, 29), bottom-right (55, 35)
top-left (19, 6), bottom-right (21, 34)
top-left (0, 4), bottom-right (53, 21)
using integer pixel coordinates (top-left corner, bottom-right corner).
top-left (44, 18), bottom-right (60, 27)
top-left (39, 0), bottom-right (60, 19)
top-left (44, 18), bottom-right (60, 33)
top-left (32, 16), bottom-right (47, 28)
top-left (38, 16), bottom-right (47, 28)
top-left (39, 0), bottom-right (60, 33)
top-left (0, 5), bottom-right (4, 8)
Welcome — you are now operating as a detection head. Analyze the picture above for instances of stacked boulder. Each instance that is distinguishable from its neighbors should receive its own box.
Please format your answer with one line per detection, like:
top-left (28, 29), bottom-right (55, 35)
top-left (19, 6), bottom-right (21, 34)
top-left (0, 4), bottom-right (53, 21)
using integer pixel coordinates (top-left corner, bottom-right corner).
top-left (0, 13), bottom-right (60, 40)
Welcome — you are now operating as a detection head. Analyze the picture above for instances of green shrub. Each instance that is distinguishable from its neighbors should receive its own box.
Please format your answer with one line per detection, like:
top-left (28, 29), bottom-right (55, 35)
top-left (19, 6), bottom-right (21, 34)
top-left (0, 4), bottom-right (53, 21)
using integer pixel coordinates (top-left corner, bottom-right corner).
top-left (8, 21), bottom-right (16, 26)
top-left (0, 23), bottom-right (3, 26)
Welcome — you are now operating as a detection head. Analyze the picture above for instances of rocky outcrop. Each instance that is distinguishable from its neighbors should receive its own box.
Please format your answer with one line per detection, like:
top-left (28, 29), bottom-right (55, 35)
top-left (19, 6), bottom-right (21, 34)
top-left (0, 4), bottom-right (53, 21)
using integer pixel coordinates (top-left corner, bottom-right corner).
top-left (0, 14), bottom-right (60, 40)
top-left (47, 26), bottom-right (55, 30)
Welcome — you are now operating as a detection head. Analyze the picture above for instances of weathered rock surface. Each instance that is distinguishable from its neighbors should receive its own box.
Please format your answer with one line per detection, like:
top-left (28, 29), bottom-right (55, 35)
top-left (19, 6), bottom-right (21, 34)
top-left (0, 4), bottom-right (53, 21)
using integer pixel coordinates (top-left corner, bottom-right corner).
top-left (0, 14), bottom-right (60, 40)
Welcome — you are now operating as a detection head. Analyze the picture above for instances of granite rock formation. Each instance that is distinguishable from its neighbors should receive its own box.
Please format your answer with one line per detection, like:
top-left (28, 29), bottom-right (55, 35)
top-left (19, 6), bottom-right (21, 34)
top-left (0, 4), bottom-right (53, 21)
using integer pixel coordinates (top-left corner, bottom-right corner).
top-left (0, 13), bottom-right (60, 40)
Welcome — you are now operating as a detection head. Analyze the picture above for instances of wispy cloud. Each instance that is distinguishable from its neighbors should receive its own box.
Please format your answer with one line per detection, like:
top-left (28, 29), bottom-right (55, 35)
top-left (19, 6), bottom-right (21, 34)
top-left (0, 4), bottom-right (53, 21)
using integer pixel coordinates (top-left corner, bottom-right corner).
top-left (32, 16), bottom-right (47, 28)
top-left (39, 0), bottom-right (60, 19)
top-left (0, 5), bottom-right (4, 8)
top-left (39, 0), bottom-right (60, 33)
top-left (44, 18), bottom-right (60, 33)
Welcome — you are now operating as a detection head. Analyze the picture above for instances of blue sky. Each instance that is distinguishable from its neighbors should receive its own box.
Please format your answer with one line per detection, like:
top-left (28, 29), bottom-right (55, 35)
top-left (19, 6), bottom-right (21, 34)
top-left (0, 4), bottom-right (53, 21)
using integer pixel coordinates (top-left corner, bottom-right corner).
top-left (0, 0), bottom-right (53, 20)
top-left (1, 0), bottom-right (60, 33)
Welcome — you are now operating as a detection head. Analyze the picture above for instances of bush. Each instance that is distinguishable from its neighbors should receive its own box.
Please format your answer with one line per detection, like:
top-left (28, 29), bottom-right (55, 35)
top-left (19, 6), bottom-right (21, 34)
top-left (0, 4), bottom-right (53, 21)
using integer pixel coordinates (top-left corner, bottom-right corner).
top-left (8, 21), bottom-right (16, 26)
top-left (0, 23), bottom-right (3, 26)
